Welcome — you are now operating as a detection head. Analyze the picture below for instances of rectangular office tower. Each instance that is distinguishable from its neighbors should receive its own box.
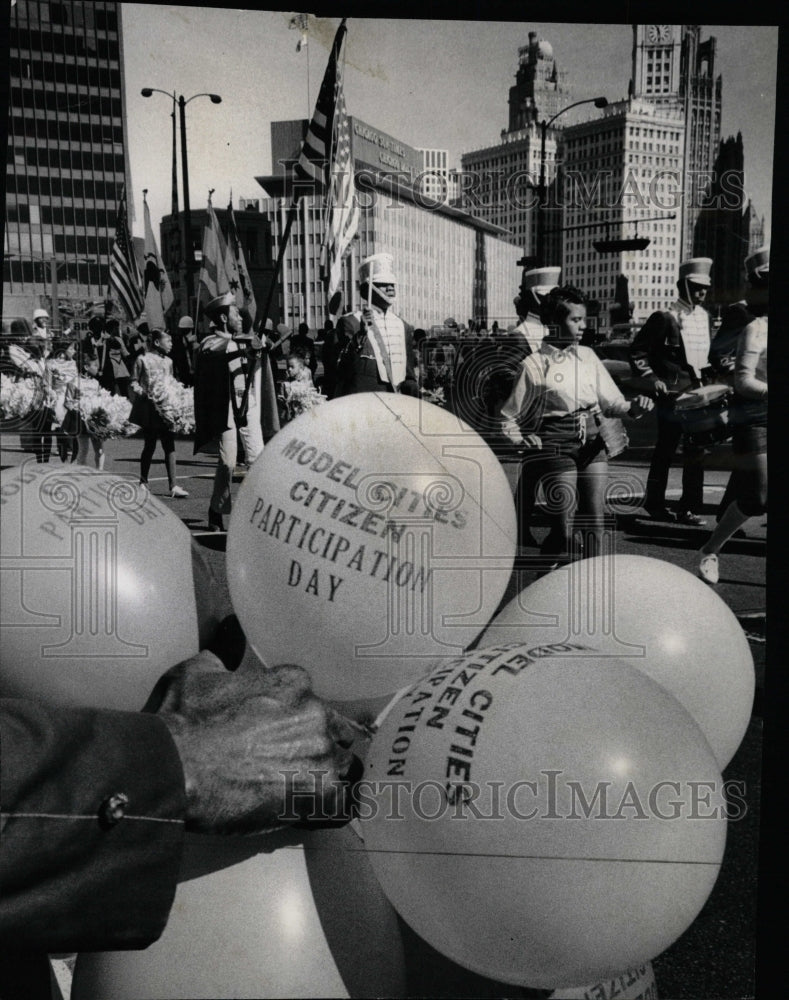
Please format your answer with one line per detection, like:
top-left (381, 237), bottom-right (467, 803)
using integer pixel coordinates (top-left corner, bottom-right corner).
top-left (4, 0), bottom-right (130, 330)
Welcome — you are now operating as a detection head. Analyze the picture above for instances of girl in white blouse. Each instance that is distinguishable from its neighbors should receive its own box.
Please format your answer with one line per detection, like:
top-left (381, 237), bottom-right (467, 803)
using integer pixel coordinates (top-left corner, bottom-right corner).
top-left (501, 285), bottom-right (653, 564)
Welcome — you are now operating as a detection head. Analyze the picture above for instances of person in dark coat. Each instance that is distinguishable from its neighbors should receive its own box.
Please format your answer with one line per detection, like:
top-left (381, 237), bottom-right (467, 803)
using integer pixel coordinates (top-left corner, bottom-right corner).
top-left (0, 625), bottom-right (357, 998)
top-left (629, 257), bottom-right (714, 526)
top-left (194, 292), bottom-right (274, 532)
top-left (334, 253), bottom-right (418, 397)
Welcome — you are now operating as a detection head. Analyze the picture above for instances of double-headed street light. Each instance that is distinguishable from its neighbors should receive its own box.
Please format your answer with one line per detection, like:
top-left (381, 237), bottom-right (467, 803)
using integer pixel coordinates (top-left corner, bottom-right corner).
top-left (536, 96), bottom-right (608, 267)
top-left (141, 88), bottom-right (222, 313)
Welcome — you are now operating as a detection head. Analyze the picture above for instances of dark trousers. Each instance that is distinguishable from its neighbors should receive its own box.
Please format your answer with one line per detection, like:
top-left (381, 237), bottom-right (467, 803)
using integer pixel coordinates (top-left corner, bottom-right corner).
top-left (645, 403), bottom-right (705, 513)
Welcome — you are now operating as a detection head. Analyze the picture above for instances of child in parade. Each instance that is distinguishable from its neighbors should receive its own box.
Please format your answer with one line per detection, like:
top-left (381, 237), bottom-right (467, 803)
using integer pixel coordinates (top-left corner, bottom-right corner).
top-left (129, 328), bottom-right (189, 498)
top-left (62, 351), bottom-right (106, 470)
top-left (501, 284), bottom-right (654, 565)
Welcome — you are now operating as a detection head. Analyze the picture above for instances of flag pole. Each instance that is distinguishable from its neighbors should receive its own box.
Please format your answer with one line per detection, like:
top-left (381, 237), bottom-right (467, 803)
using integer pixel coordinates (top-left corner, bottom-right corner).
top-left (259, 198), bottom-right (300, 329)
top-left (259, 17), bottom-right (349, 332)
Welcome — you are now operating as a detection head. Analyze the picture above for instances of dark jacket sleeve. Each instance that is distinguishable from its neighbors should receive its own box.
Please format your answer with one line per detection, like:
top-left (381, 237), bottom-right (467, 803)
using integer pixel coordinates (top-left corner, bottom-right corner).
top-left (708, 303), bottom-right (753, 379)
top-left (629, 310), bottom-right (693, 387)
top-left (0, 699), bottom-right (186, 952)
top-left (333, 314), bottom-right (362, 398)
top-left (399, 323), bottom-right (420, 396)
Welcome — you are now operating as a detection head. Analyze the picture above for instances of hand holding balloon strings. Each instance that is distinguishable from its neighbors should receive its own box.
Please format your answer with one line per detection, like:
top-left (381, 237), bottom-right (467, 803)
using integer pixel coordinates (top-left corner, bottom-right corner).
top-left (145, 616), bottom-right (365, 834)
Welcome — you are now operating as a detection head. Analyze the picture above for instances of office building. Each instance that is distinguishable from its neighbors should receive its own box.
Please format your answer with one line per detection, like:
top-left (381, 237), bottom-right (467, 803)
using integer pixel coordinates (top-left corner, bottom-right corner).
top-left (460, 32), bottom-right (570, 260)
top-left (561, 99), bottom-right (686, 323)
top-left (416, 149), bottom-right (460, 206)
top-left (4, 0), bottom-right (130, 330)
top-left (631, 24), bottom-right (722, 260)
top-left (254, 122), bottom-right (519, 330)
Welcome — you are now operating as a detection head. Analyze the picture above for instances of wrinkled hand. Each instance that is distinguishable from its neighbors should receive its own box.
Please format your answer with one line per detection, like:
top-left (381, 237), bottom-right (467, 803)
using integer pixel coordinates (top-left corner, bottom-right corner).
top-left (147, 655), bottom-right (357, 835)
top-left (629, 395), bottom-right (654, 418)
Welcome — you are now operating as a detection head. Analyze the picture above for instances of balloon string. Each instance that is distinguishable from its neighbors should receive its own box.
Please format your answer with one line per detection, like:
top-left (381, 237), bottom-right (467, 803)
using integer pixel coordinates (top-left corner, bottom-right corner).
top-left (276, 843), bottom-right (723, 864)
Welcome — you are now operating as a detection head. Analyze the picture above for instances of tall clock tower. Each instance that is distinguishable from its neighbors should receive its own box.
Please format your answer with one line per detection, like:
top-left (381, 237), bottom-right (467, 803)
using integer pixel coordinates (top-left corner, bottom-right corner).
top-left (632, 24), bottom-right (683, 103)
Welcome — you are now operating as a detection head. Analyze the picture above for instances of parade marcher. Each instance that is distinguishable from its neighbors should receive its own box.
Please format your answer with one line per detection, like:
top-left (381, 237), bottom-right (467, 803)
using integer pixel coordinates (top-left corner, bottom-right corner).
top-left (0, 618), bottom-right (357, 992)
top-left (290, 322), bottom-right (318, 380)
top-left (129, 329), bottom-right (189, 498)
top-left (48, 340), bottom-right (79, 462)
top-left (319, 318), bottom-right (340, 398)
top-left (18, 311), bottom-right (56, 462)
top-left (698, 247), bottom-right (769, 584)
top-left (172, 315), bottom-right (196, 386)
top-left (334, 253), bottom-right (419, 397)
top-left (194, 292), bottom-right (267, 532)
top-left (126, 326), bottom-right (148, 365)
top-left (103, 317), bottom-right (131, 396)
top-left (497, 266), bottom-right (560, 545)
top-left (82, 315), bottom-right (110, 389)
top-left (501, 285), bottom-right (653, 565)
top-left (630, 257), bottom-right (714, 526)
top-left (61, 350), bottom-right (106, 470)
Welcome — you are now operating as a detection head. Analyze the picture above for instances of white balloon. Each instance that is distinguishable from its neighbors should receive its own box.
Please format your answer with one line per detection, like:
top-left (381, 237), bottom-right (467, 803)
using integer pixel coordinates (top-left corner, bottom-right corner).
top-left (226, 393), bottom-right (516, 701)
top-left (360, 644), bottom-right (727, 988)
top-left (72, 826), bottom-right (407, 1000)
top-left (476, 555), bottom-right (754, 768)
top-left (0, 462), bottom-right (220, 710)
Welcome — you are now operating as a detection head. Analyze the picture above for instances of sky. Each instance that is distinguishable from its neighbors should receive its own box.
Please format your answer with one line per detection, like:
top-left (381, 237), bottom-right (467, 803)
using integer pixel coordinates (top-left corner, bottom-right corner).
top-left (120, 6), bottom-right (778, 242)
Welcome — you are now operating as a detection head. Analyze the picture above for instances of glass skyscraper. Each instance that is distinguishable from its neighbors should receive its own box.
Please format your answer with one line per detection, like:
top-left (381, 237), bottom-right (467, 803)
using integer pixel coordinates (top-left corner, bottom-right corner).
top-left (4, 0), bottom-right (130, 329)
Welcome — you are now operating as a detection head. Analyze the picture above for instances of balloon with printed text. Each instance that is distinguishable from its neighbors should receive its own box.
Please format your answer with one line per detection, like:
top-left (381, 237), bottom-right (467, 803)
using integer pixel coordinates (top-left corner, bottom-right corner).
top-left (0, 463), bottom-right (221, 710)
top-left (477, 555), bottom-right (754, 768)
top-left (226, 393), bottom-right (517, 702)
top-left (360, 644), bottom-right (728, 988)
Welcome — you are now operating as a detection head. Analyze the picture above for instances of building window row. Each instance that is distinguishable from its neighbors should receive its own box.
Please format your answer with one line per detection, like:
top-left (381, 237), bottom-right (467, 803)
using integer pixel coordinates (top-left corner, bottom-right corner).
top-left (9, 56), bottom-right (121, 89)
top-left (12, 146), bottom-right (125, 173)
top-left (10, 113), bottom-right (124, 147)
top-left (6, 171), bottom-right (123, 203)
top-left (10, 84), bottom-right (122, 117)
top-left (12, 2), bottom-right (118, 33)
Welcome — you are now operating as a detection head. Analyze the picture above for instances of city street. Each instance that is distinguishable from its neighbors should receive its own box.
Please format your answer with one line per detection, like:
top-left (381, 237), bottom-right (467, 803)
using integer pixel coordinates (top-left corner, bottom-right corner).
top-left (0, 425), bottom-right (766, 999)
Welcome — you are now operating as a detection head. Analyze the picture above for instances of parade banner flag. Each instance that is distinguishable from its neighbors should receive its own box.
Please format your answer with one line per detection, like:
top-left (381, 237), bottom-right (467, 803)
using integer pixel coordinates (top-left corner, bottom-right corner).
top-left (142, 193), bottom-right (174, 331)
top-left (109, 188), bottom-right (144, 322)
top-left (227, 198), bottom-right (257, 322)
top-left (294, 18), bottom-right (348, 192)
top-left (323, 84), bottom-right (359, 318)
top-left (198, 196), bottom-right (231, 303)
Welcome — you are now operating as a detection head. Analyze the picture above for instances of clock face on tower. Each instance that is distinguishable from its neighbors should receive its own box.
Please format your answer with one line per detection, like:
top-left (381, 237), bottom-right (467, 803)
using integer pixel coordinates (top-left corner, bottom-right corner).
top-left (647, 24), bottom-right (672, 44)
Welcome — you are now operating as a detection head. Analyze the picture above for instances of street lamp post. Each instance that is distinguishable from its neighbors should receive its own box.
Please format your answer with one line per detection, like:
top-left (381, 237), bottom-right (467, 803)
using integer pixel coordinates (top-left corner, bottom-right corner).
top-left (536, 96), bottom-right (608, 267)
top-left (141, 88), bottom-right (222, 316)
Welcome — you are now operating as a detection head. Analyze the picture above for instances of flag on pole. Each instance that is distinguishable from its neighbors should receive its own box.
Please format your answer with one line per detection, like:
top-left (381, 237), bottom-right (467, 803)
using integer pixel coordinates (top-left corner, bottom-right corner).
top-left (109, 187), bottom-right (144, 322)
top-left (197, 193), bottom-right (231, 303)
top-left (294, 18), bottom-right (348, 191)
top-left (142, 192), bottom-right (174, 330)
top-left (289, 13), bottom-right (309, 51)
top-left (323, 85), bottom-right (359, 318)
top-left (227, 197), bottom-right (257, 322)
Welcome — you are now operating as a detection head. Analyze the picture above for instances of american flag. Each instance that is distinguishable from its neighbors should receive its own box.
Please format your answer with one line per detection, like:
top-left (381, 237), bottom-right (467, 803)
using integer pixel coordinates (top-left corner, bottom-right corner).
top-left (109, 188), bottom-right (144, 321)
top-left (294, 19), bottom-right (348, 192)
top-left (323, 85), bottom-right (359, 318)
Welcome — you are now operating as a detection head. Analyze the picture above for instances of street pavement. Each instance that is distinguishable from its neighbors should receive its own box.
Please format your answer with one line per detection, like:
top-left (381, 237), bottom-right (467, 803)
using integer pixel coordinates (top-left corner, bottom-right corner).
top-left (0, 427), bottom-right (767, 999)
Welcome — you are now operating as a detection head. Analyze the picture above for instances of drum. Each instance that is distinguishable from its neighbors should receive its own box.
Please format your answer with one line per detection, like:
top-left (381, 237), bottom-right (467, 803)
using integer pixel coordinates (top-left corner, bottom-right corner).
top-left (674, 384), bottom-right (732, 447)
